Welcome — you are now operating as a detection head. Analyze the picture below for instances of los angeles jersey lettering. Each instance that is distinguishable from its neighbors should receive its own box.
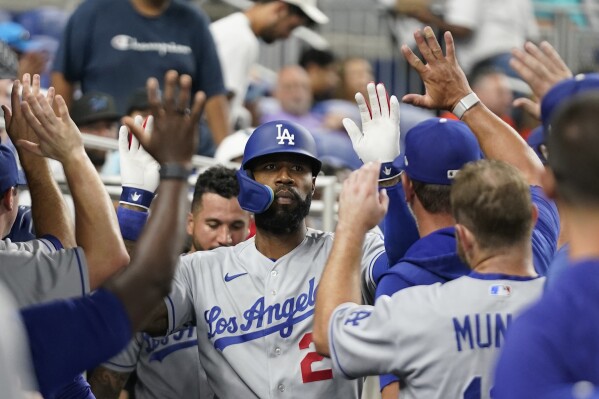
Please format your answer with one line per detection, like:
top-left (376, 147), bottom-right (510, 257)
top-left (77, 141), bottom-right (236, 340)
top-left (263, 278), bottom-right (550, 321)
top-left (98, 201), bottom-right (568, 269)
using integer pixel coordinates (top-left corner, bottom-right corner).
top-left (166, 228), bottom-right (385, 398)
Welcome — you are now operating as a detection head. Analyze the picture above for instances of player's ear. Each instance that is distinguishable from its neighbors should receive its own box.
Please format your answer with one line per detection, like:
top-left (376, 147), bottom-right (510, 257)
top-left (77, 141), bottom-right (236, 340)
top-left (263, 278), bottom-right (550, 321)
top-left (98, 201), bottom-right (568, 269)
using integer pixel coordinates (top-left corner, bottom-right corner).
top-left (401, 174), bottom-right (414, 203)
top-left (186, 211), bottom-right (194, 236)
top-left (1, 187), bottom-right (15, 211)
top-left (455, 224), bottom-right (475, 256)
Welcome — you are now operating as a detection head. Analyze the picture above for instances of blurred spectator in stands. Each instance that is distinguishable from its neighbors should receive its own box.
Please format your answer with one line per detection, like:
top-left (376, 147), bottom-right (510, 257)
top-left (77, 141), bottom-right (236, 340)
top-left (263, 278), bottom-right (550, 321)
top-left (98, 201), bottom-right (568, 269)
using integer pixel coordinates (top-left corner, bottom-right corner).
top-left (401, 0), bottom-right (539, 77)
top-left (51, 0), bottom-right (230, 153)
top-left (299, 48), bottom-right (339, 105)
top-left (125, 87), bottom-right (151, 120)
top-left (214, 128), bottom-right (252, 165)
top-left (210, 0), bottom-right (328, 130)
top-left (0, 21), bottom-right (48, 83)
top-left (260, 65), bottom-right (323, 131)
top-left (70, 92), bottom-right (121, 174)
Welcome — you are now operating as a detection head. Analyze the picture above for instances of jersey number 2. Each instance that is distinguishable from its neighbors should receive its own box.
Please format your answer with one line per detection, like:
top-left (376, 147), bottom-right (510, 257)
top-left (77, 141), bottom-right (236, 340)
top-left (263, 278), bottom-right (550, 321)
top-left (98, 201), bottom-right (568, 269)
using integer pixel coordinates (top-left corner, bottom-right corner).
top-left (299, 332), bottom-right (333, 383)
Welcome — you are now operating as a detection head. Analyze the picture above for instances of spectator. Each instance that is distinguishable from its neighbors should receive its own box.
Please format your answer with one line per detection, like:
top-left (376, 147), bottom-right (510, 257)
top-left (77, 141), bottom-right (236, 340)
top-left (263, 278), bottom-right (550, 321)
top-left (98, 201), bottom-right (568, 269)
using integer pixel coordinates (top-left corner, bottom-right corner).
top-left (299, 48), bottom-right (339, 104)
top-left (70, 91), bottom-right (121, 174)
top-left (402, 0), bottom-right (539, 76)
top-left (51, 0), bottom-right (230, 150)
top-left (260, 65), bottom-right (323, 131)
top-left (210, 0), bottom-right (328, 129)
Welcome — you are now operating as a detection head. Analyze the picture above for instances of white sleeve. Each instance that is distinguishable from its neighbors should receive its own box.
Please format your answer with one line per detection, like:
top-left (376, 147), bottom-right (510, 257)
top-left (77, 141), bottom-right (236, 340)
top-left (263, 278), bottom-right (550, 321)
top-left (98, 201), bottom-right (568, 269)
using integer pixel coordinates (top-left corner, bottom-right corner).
top-left (328, 300), bottom-right (398, 379)
top-left (165, 256), bottom-right (196, 334)
top-left (102, 334), bottom-right (143, 373)
top-left (0, 242), bottom-right (89, 307)
top-left (360, 232), bottom-right (386, 303)
top-left (328, 287), bottom-right (434, 379)
top-left (444, 0), bottom-right (480, 29)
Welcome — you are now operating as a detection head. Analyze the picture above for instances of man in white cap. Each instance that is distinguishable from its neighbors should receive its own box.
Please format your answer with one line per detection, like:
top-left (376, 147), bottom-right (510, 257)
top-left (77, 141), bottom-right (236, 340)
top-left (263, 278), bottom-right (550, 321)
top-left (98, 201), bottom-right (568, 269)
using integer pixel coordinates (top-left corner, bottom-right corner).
top-left (210, 0), bottom-right (328, 130)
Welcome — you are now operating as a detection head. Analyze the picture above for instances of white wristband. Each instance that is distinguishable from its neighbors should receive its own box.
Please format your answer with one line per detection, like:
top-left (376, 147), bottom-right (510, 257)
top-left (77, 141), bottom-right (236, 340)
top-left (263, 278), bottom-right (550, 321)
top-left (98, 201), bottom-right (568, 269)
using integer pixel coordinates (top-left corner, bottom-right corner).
top-left (452, 92), bottom-right (480, 120)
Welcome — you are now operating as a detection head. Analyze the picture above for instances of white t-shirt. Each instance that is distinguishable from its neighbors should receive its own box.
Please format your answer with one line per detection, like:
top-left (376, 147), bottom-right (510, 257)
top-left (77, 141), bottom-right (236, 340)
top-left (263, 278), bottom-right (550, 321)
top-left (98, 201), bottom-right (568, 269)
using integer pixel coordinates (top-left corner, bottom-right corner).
top-left (210, 12), bottom-right (259, 127)
top-left (445, 0), bottom-right (539, 73)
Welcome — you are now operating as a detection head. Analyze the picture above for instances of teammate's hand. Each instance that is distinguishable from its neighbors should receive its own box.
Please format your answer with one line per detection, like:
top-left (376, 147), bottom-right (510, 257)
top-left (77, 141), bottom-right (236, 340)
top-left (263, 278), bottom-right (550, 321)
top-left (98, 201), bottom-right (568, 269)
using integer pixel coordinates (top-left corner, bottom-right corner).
top-left (119, 115), bottom-right (160, 193)
top-left (2, 74), bottom-right (55, 147)
top-left (401, 27), bottom-right (471, 111)
top-left (17, 76), bottom-right (86, 164)
top-left (510, 41), bottom-right (572, 101)
top-left (123, 70), bottom-right (205, 166)
top-left (337, 162), bottom-right (389, 234)
top-left (344, 82), bottom-right (400, 164)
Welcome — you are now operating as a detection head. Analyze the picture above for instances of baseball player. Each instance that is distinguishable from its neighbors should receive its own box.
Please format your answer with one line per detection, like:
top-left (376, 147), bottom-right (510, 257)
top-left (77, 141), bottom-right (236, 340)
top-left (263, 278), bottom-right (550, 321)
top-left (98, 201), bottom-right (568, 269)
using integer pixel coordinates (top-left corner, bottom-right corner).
top-left (313, 159), bottom-right (546, 399)
top-left (0, 74), bottom-right (129, 309)
top-left (15, 70), bottom-right (204, 398)
top-left (345, 28), bottom-right (559, 397)
top-left (493, 81), bottom-right (599, 399)
top-left (90, 165), bottom-right (251, 399)
top-left (140, 119), bottom-right (387, 398)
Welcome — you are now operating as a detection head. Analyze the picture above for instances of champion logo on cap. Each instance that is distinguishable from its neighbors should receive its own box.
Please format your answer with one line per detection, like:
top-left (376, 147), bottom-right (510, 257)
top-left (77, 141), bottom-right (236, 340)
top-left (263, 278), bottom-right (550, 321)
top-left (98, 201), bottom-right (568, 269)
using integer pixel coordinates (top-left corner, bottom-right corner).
top-left (276, 124), bottom-right (295, 145)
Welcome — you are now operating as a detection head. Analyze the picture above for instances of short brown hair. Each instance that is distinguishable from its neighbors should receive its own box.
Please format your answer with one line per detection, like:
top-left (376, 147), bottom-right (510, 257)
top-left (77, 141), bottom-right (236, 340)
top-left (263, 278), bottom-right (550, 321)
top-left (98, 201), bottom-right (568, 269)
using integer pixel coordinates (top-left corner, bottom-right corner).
top-left (450, 160), bottom-right (533, 250)
top-left (549, 92), bottom-right (599, 206)
top-left (411, 180), bottom-right (452, 214)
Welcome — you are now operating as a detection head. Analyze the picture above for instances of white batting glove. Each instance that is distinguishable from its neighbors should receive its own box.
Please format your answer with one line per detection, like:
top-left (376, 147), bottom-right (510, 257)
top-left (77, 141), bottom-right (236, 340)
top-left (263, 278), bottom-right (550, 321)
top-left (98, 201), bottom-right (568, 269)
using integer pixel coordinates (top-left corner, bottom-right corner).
top-left (343, 82), bottom-right (401, 181)
top-left (119, 115), bottom-right (160, 209)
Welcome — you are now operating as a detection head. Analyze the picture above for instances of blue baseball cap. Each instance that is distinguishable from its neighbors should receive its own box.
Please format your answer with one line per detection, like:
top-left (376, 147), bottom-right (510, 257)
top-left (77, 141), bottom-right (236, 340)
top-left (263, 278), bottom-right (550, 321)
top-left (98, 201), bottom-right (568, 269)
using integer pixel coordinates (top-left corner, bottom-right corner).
top-left (0, 145), bottom-right (26, 194)
top-left (0, 22), bottom-right (44, 53)
top-left (541, 73), bottom-right (599, 132)
top-left (399, 118), bottom-right (482, 185)
top-left (526, 126), bottom-right (548, 165)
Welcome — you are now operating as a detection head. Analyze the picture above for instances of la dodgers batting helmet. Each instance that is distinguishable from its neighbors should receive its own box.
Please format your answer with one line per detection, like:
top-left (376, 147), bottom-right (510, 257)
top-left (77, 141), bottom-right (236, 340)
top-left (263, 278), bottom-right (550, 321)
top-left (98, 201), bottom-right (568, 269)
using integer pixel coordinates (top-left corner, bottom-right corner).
top-left (236, 120), bottom-right (321, 214)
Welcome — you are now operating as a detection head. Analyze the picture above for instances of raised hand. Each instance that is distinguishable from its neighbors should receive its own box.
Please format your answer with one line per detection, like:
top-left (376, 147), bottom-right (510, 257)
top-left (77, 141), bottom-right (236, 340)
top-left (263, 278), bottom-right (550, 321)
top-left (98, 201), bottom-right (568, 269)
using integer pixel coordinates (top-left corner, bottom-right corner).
top-left (510, 41), bottom-right (573, 119)
top-left (401, 27), bottom-right (471, 111)
top-left (119, 115), bottom-right (160, 210)
top-left (18, 77), bottom-right (85, 165)
top-left (123, 70), bottom-right (205, 167)
top-left (343, 83), bottom-right (400, 163)
top-left (344, 82), bottom-right (401, 181)
top-left (2, 74), bottom-right (55, 146)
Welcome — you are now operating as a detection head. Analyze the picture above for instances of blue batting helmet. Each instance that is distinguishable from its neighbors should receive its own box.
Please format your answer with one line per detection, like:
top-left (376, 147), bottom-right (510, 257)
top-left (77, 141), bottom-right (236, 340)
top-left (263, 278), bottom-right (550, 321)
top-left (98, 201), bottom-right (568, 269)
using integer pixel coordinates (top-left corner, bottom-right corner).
top-left (236, 120), bottom-right (321, 214)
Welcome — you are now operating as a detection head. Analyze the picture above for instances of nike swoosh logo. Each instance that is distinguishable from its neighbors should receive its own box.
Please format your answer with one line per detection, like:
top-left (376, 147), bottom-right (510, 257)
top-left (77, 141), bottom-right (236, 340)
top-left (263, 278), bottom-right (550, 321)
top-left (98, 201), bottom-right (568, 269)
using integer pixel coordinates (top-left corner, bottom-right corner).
top-left (131, 192), bottom-right (141, 201)
top-left (224, 272), bottom-right (248, 282)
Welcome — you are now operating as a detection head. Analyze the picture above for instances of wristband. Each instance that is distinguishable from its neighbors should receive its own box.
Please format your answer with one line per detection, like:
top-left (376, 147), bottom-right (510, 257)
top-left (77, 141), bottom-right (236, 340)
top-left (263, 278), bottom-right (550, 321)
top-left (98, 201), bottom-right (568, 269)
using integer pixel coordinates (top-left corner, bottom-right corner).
top-left (378, 161), bottom-right (401, 182)
top-left (159, 163), bottom-right (192, 181)
top-left (452, 92), bottom-right (480, 120)
top-left (117, 206), bottom-right (149, 242)
top-left (120, 187), bottom-right (155, 210)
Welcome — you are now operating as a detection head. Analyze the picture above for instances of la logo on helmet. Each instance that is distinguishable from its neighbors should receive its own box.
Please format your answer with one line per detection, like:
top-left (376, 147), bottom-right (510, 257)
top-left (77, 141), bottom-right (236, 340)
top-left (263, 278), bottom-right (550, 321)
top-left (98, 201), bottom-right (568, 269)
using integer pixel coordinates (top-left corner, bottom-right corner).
top-left (276, 124), bottom-right (295, 145)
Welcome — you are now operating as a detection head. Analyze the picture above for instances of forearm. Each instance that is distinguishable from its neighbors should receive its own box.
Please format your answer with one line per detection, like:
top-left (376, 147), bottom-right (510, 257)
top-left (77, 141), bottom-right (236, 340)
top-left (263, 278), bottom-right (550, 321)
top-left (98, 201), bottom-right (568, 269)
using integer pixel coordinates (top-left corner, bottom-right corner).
top-left (18, 150), bottom-right (75, 246)
top-left (63, 149), bottom-right (128, 288)
top-left (314, 221), bottom-right (365, 356)
top-left (204, 94), bottom-right (230, 146)
top-left (105, 179), bottom-right (188, 332)
top-left (461, 103), bottom-right (544, 185)
top-left (383, 183), bottom-right (419, 264)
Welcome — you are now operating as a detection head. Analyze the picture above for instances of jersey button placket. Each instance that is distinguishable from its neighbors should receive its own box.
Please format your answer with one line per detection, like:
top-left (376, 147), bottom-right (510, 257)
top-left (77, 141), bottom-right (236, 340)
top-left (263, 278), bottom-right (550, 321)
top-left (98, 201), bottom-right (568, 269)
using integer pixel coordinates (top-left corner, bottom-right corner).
top-left (278, 384), bottom-right (285, 392)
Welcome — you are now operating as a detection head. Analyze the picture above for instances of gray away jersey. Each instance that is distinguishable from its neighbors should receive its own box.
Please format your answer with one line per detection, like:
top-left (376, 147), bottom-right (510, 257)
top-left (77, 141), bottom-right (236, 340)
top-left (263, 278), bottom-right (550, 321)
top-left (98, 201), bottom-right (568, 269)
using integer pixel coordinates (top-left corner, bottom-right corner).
top-left (166, 228), bottom-right (385, 399)
top-left (0, 238), bottom-right (89, 307)
top-left (328, 275), bottom-right (546, 399)
top-left (104, 328), bottom-right (215, 399)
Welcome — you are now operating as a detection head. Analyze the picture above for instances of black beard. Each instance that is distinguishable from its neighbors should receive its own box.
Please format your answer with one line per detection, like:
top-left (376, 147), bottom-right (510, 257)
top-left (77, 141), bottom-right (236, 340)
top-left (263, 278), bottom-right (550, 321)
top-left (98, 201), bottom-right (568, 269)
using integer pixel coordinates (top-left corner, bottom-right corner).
top-left (255, 189), bottom-right (312, 235)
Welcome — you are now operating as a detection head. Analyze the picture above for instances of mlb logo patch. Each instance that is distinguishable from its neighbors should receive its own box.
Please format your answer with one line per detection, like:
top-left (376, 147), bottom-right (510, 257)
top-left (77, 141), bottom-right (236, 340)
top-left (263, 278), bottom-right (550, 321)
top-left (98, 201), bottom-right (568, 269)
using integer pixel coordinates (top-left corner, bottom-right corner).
top-left (489, 284), bottom-right (511, 297)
